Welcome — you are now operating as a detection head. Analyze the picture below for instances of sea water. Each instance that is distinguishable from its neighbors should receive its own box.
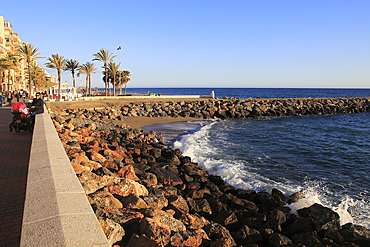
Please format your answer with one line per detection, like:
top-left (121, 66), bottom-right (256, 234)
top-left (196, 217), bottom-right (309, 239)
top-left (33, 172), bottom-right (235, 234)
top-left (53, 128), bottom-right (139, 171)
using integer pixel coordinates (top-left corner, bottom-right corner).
top-left (142, 88), bottom-right (370, 228)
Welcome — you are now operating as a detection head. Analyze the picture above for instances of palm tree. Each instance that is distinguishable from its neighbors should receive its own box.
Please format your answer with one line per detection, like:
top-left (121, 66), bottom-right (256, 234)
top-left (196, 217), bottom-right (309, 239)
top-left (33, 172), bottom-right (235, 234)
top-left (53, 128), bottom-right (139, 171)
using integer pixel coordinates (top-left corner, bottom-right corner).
top-left (93, 48), bottom-right (116, 96)
top-left (107, 62), bottom-right (120, 96)
top-left (17, 43), bottom-right (43, 97)
top-left (45, 54), bottom-right (67, 97)
top-left (78, 65), bottom-right (88, 95)
top-left (4, 55), bottom-right (18, 92)
top-left (79, 62), bottom-right (97, 95)
top-left (120, 70), bottom-right (131, 95)
top-left (27, 63), bottom-right (54, 92)
top-left (0, 57), bottom-right (13, 92)
top-left (64, 59), bottom-right (80, 88)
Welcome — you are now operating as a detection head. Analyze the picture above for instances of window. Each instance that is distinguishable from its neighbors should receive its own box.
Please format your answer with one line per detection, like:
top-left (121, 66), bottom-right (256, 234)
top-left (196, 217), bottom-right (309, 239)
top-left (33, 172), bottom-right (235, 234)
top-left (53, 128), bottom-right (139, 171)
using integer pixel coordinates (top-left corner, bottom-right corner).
top-left (4, 22), bottom-right (9, 27)
top-left (5, 38), bottom-right (10, 43)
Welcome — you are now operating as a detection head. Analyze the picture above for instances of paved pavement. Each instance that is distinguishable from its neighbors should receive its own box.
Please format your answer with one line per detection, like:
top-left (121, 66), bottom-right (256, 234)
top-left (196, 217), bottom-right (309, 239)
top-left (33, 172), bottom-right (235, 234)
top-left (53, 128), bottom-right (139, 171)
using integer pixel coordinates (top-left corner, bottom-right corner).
top-left (0, 104), bottom-right (32, 246)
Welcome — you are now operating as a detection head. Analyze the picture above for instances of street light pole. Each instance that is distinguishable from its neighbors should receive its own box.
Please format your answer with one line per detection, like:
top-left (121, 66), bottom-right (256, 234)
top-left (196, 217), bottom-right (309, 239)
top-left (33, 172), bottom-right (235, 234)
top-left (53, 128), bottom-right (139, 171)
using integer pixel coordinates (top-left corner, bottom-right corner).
top-left (117, 46), bottom-right (121, 95)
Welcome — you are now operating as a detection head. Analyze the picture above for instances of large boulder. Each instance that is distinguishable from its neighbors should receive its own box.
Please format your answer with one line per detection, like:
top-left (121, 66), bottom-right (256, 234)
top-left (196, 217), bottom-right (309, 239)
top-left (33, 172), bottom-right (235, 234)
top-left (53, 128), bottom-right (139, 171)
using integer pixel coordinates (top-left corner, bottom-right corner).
top-left (140, 217), bottom-right (171, 246)
top-left (151, 168), bottom-right (183, 186)
top-left (89, 191), bottom-right (123, 208)
top-left (297, 203), bottom-right (339, 222)
top-left (104, 178), bottom-right (148, 197)
top-left (97, 217), bottom-right (125, 246)
top-left (235, 225), bottom-right (263, 245)
top-left (95, 206), bottom-right (144, 225)
top-left (78, 171), bottom-right (120, 194)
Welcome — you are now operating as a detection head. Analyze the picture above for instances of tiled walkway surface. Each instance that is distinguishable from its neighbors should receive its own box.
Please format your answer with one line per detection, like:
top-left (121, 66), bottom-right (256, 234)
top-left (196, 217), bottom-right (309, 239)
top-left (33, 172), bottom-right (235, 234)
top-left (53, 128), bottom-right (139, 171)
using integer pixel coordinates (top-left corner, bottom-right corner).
top-left (0, 105), bottom-right (32, 247)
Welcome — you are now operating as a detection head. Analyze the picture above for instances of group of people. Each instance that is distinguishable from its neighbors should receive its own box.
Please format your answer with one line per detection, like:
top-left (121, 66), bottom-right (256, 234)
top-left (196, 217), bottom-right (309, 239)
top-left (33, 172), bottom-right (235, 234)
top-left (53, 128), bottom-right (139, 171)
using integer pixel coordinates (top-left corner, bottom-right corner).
top-left (1, 90), bottom-right (29, 105)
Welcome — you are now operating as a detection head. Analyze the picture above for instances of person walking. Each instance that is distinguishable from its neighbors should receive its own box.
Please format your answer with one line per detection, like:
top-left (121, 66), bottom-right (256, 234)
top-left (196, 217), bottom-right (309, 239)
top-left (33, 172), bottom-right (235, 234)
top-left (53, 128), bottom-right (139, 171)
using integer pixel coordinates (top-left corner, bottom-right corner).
top-left (7, 92), bottom-right (13, 104)
top-left (15, 91), bottom-right (20, 102)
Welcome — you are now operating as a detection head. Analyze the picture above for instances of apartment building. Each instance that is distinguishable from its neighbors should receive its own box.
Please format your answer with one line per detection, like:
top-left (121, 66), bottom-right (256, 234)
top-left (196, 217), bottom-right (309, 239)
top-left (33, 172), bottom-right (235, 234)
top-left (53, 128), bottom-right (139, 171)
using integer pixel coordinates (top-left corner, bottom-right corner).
top-left (0, 16), bottom-right (50, 93)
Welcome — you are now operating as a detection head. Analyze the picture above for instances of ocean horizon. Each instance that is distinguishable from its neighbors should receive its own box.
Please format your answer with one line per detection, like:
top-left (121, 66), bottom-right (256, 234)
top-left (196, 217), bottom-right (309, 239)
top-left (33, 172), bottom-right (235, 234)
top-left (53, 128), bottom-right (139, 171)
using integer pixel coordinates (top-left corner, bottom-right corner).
top-left (98, 87), bottom-right (370, 99)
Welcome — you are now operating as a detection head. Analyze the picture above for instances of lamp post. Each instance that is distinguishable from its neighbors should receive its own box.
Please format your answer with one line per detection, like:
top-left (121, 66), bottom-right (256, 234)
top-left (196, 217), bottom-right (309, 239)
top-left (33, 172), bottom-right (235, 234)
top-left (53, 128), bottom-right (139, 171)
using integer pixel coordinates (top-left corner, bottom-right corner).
top-left (117, 46), bottom-right (121, 95)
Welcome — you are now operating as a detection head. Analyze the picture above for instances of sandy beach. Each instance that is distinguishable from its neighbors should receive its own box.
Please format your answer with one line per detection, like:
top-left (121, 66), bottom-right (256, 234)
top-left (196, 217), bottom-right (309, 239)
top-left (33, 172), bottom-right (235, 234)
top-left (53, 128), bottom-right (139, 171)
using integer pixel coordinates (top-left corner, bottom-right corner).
top-left (48, 98), bottom-right (199, 129)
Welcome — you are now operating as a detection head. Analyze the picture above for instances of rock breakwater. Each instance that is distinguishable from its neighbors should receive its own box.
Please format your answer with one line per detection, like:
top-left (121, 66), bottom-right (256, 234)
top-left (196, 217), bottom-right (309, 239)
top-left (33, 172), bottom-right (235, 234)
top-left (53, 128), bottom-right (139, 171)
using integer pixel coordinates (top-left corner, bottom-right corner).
top-left (53, 97), bottom-right (370, 122)
top-left (51, 100), bottom-right (370, 246)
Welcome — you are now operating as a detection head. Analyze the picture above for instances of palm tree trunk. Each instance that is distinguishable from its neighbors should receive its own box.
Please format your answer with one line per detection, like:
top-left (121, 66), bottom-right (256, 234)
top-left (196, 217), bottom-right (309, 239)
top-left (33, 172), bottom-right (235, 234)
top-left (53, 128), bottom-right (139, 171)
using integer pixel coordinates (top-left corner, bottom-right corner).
top-left (28, 61), bottom-right (32, 97)
top-left (86, 76), bottom-right (88, 95)
top-left (124, 82), bottom-right (127, 95)
top-left (113, 75), bottom-right (116, 97)
top-left (104, 67), bottom-right (108, 96)
top-left (89, 75), bottom-right (91, 95)
top-left (72, 72), bottom-right (75, 88)
top-left (58, 71), bottom-right (61, 98)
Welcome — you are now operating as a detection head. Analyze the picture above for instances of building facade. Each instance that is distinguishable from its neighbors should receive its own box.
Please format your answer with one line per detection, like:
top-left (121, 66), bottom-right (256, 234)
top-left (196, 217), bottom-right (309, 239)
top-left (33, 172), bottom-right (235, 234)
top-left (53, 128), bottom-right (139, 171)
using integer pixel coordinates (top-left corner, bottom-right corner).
top-left (0, 16), bottom-right (49, 93)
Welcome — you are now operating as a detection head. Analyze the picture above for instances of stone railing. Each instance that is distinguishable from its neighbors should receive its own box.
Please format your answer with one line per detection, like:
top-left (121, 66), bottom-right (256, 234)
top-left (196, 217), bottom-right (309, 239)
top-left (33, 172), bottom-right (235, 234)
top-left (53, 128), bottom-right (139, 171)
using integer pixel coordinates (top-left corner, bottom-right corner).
top-left (21, 105), bottom-right (109, 246)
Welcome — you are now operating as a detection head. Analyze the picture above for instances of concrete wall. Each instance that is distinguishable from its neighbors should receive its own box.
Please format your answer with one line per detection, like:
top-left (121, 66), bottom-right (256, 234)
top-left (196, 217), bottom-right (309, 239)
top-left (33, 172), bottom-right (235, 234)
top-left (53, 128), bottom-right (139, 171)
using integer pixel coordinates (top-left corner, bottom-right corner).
top-left (21, 107), bottom-right (109, 246)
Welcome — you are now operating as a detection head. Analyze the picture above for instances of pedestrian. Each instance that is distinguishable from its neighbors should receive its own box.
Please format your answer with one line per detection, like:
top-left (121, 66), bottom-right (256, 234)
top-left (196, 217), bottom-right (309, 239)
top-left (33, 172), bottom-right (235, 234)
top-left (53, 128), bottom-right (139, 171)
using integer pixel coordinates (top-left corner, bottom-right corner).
top-left (16, 91), bottom-right (20, 102)
top-left (7, 92), bottom-right (12, 104)
top-left (30, 92), bottom-right (45, 124)
top-left (0, 93), bottom-right (4, 107)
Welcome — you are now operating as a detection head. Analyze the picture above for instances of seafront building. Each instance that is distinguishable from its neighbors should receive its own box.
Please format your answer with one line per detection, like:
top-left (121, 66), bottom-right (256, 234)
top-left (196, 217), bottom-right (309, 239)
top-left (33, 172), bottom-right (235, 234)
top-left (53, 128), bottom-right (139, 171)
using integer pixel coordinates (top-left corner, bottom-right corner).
top-left (0, 15), bottom-right (53, 93)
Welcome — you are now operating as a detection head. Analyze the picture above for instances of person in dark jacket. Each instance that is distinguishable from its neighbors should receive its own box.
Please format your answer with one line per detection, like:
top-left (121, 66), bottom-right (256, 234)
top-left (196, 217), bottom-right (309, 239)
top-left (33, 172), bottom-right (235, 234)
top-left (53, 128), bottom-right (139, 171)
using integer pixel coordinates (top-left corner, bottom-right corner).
top-left (31, 92), bottom-right (44, 114)
top-left (30, 92), bottom-right (44, 124)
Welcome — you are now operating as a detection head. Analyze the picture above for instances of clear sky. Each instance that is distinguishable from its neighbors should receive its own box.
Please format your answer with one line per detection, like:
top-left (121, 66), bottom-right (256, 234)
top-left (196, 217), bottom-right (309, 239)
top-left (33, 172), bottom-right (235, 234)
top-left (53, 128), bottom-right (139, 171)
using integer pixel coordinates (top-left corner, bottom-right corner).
top-left (2, 0), bottom-right (370, 88)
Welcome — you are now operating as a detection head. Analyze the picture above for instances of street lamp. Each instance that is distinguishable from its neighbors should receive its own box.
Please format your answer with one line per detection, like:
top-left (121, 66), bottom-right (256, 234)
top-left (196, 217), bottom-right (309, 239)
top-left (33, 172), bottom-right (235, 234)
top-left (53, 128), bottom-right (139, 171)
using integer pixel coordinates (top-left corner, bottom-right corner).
top-left (117, 46), bottom-right (121, 95)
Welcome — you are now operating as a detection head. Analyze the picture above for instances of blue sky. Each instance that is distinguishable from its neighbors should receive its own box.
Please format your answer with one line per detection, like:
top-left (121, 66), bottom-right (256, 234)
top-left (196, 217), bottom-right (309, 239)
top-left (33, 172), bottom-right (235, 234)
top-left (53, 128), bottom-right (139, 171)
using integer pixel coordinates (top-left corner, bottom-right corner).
top-left (3, 0), bottom-right (370, 88)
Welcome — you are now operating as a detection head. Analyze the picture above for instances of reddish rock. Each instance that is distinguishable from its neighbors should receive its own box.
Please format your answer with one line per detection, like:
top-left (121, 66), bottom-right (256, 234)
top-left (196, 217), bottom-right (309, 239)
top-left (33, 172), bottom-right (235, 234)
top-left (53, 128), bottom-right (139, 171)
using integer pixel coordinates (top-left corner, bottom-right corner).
top-left (95, 206), bottom-right (144, 225)
top-left (58, 133), bottom-right (73, 142)
top-left (87, 139), bottom-right (100, 148)
top-left (169, 230), bottom-right (203, 247)
top-left (103, 148), bottom-right (127, 162)
top-left (78, 171), bottom-right (120, 194)
top-left (87, 160), bottom-right (102, 170)
top-left (140, 217), bottom-right (171, 246)
top-left (187, 181), bottom-right (201, 190)
top-left (210, 237), bottom-right (236, 247)
top-left (121, 194), bottom-right (148, 209)
top-left (141, 172), bottom-right (158, 185)
top-left (98, 216), bottom-right (125, 245)
top-left (83, 136), bottom-right (95, 143)
top-left (70, 151), bottom-right (90, 163)
top-left (180, 213), bottom-right (207, 230)
top-left (71, 163), bottom-right (85, 175)
top-left (187, 189), bottom-right (212, 199)
top-left (123, 158), bottom-right (135, 164)
top-left (118, 164), bottom-right (139, 181)
top-left (187, 198), bottom-right (212, 215)
top-left (127, 234), bottom-right (160, 247)
top-left (151, 215), bottom-right (186, 232)
top-left (53, 120), bottom-right (62, 131)
top-left (105, 178), bottom-right (148, 197)
top-left (167, 195), bottom-right (190, 218)
top-left (139, 208), bottom-right (171, 217)
top-left (204, 223), bottom-right (236, 246)
top-left (102, 160), bottom-right (119, 171)
top-left (151, 168), bottom-right (183, 186)
top-left (86, 149), bottom-right (106, 163)
top-left (89, 191), bottom-right (123, 208)
top-left (143, 195), bottom-right (168, 210)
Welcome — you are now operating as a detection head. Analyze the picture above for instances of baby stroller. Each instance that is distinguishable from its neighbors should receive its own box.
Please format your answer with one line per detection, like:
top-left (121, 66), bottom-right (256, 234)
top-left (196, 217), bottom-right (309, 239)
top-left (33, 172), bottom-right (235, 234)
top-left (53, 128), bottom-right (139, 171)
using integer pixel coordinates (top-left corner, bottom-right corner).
top-left (9, 102), bottom-right (33, 132)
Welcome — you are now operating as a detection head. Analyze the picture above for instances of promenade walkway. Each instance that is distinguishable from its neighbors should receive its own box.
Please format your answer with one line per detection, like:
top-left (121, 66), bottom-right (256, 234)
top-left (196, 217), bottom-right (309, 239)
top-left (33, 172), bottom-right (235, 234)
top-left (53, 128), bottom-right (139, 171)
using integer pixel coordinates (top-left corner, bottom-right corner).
top-left (0, 105), bottom-right (32, 247)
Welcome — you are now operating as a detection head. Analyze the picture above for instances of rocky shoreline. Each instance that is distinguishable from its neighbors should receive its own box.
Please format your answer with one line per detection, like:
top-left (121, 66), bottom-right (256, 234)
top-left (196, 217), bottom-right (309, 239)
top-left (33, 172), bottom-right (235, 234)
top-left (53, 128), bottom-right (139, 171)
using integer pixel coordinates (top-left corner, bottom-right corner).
top-left (53, 97), bottom-right (370, 123)
top-left (51, 97), bottom-right (370, 247)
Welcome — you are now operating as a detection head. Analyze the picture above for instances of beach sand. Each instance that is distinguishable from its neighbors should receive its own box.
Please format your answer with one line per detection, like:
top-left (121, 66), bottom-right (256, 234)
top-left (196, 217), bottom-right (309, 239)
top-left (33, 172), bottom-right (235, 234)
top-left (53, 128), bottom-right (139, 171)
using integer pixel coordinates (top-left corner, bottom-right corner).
top-left (48, 98), bottom-right (199, 129)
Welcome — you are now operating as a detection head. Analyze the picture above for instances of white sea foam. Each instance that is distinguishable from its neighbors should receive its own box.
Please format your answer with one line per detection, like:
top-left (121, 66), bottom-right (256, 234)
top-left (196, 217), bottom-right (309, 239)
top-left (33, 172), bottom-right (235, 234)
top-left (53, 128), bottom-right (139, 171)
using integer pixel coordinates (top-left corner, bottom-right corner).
top-left (175, 119), bottom-right (370, 229)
